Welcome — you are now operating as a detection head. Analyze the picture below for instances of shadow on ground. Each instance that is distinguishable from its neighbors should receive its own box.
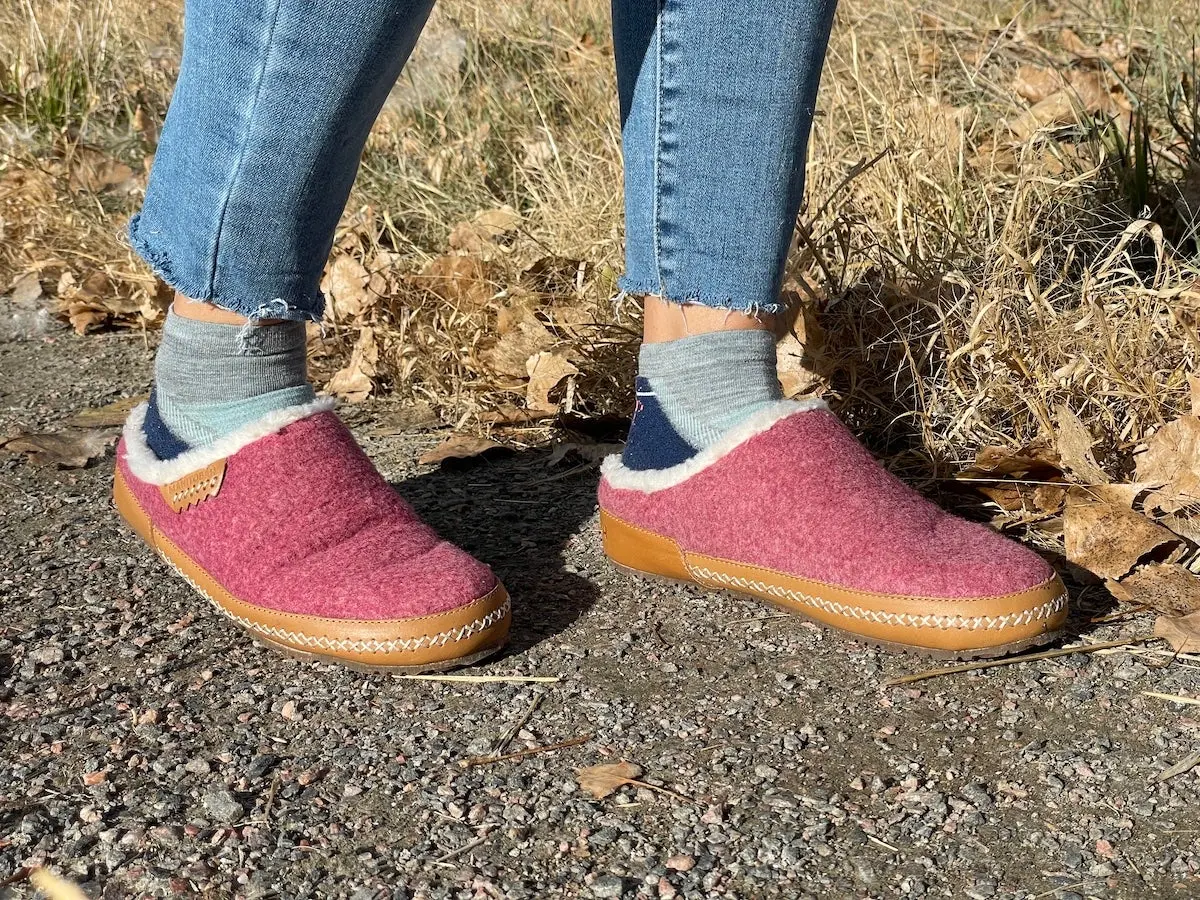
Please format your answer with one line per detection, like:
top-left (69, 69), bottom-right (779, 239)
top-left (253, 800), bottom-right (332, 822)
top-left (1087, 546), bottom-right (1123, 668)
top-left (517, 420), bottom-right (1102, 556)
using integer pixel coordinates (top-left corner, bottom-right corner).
top-left (393, 449), bottom-right (603, 657)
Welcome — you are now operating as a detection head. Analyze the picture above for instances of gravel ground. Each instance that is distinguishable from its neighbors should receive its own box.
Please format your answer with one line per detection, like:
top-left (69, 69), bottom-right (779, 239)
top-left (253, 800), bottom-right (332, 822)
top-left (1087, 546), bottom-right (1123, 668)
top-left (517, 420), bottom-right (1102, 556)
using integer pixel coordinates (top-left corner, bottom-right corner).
top-left (3, 315), bottom-right (1200, 899)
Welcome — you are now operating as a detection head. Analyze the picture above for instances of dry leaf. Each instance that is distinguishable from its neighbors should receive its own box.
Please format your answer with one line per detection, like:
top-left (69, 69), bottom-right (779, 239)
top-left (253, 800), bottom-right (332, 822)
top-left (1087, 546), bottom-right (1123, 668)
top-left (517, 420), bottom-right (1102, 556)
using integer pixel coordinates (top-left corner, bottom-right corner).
top-left (1136, 417), bottom-right (1200, 515)
top-left (3, 428), bottom-right (117, 468)
top-left (418, 434), bottom-right (508, 466)
top-left (481, 305), bottom-right (555, 377)
top-left (917, 43), bottom-right (940, 77)
top-left (1012, 65), bottom-right (1065, 104)
top-left (1003, 90), bottom-right (1076, 141)
top-left (322, 256), bottom-right (372, 319)
top-left (577, 761), bottom-right (644, 800)
top-left (1154, 610), bottom-right (1200, 653)
top-left (1064, 490), bottom-right (1181, 581)
top-left (66, 396), bottom-right (146, 428)
top-left (1112, 564), bottom-right (1200, 616)
top-left (775, 305), bottom-right (827, 398)
top-left (964, 442), bottom-right (1062, 478)
top-left (473, 205), bottom-right (521, 236)
top-left (1054, 404), bottom-right (1108, 484)
top-left (68, 147), bottom-right (138, 194)
top-left (325, 328), bottom-right (379, 402)
top-left (415, 255), bottom-right (496, 307)
top-left (526, 351), bottom-right (578, 411)
top-left (81, 770), bottom-right (107, 786)
top-left (1189, 375), bottom-right (1200, 417)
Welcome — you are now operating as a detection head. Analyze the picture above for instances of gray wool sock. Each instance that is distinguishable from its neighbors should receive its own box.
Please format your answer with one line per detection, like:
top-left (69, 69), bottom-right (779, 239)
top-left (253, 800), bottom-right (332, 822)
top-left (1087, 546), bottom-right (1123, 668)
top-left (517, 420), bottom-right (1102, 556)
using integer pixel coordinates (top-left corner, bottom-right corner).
top-left (152, 309), bottom-right (315, 449)
top-left (638, 329), bottom-right (782, 449)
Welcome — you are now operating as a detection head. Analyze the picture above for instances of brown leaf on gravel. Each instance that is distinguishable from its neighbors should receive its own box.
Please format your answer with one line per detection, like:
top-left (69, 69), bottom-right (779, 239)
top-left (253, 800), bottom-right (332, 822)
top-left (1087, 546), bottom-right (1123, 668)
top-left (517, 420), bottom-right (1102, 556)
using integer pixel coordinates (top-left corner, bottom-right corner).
top-left (1054, 404), bottom-right (1108, 484)
top-left (66, 396), bottom-right (146, 428)
top-left (2, 428), bottom-right (117, 468)
top-left (577, 761), bottom-right (644, 799)
top-left (81, 770), bottom-right (107, 786)
top-left (526, 351), bottom-right (578, 412)
top-left (1154, 610), bottom-right (1200, 653)
top-left (1111, 564), bottom-right (1200, 616)
top-left (325, 327), bottom-right (379, 403)
top-left (1064, 490), bottom-right (1182, 581)
top-left (417, 434), bottom-right (509, 467)
top-left (1136, 416), bottom-right (1200, 515)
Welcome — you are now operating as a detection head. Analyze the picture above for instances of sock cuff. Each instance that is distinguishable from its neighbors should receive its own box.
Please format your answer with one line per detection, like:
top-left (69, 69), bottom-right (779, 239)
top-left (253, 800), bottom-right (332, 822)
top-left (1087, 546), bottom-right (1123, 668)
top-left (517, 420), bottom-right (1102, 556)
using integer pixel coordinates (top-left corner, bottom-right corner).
top-left (161, 308), bottom-right (308, 358)
top-left (638, 328), bottom-right (776, 375)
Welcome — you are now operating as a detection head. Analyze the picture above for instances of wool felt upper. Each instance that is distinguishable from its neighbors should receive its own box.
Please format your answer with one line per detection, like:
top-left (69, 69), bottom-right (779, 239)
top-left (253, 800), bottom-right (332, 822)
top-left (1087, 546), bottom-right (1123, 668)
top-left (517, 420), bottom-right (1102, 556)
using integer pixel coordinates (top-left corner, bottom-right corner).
top-left (600, 407), bottom-right (1055, 600)
top-left (117, 409), bottom-right (497, 621)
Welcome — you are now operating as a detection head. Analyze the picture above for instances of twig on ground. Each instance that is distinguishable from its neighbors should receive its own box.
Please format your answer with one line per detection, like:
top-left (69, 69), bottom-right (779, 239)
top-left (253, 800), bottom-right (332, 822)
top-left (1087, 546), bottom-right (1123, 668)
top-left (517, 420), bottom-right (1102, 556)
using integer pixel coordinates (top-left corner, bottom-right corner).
top-left (491, 692), bottom-right (545, 756)
top-left (433, 832), bottom-right (492, 866)
top-left (883, 637), bottom-right (1154, 687)
top-left (459, 734), bottom-right (592, 768)
top-left (867, 835), bottom-right (903, 854)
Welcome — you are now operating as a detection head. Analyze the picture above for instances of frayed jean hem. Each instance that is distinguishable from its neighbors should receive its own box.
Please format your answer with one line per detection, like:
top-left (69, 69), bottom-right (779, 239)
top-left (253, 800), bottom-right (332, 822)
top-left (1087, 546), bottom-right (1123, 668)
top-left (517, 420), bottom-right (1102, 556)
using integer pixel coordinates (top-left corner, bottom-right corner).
top-left (617, 274), bottom-right (790, 318)
top-left (127, 214), bottom-right (325, 324)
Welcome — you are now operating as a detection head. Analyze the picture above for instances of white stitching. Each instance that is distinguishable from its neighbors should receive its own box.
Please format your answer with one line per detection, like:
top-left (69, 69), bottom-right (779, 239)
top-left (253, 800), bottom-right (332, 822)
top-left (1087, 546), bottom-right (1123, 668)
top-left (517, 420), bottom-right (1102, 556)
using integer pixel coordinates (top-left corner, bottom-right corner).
top-left (687, 565), bottom-right (1067, 631)
top-left (171, 474), bottom-right (220, 504)
top-left (160, 553), bottom-right (509, 655)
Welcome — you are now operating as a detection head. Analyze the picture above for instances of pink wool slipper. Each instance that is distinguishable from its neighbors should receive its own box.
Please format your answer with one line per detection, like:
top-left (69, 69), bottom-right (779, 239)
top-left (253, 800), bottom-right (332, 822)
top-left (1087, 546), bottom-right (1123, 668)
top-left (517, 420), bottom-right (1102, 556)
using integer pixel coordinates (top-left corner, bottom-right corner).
top-left (598, 401), bottom-right (1068, 658)
top-left (113, 401), bottom-right (510, 671)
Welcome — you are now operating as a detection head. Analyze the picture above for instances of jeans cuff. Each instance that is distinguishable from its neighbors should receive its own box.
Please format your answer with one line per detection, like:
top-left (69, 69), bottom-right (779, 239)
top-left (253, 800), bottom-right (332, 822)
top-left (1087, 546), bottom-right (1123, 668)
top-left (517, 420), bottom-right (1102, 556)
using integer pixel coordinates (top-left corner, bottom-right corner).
top-left (128, 214), bottom-right (325, 323)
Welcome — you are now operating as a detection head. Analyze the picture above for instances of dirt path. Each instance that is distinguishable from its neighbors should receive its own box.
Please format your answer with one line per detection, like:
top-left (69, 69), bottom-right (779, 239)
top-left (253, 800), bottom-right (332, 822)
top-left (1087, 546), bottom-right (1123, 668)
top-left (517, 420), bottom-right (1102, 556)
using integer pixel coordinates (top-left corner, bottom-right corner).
top-left (2, 319), bottom-right (1199, 899)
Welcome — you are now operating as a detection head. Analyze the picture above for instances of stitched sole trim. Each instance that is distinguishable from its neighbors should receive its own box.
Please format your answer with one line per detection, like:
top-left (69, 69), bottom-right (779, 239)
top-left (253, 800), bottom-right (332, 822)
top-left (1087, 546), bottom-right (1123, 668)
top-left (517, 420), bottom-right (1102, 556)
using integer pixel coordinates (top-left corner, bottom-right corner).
top-left (687, 565), bottom-right (1067, 633)
top-left (162, 550), bottom-right (511, 656)
top-left (599, 508), bottom-right (1069, 659)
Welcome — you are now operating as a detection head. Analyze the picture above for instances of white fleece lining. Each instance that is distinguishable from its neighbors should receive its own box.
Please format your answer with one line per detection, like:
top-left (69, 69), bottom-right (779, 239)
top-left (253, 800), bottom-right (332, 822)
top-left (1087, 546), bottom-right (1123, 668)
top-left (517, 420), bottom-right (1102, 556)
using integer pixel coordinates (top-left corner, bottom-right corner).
top-left (121, 397), bottom-right (336, 485)
top-left (600, 398), bottom-right (828, 494)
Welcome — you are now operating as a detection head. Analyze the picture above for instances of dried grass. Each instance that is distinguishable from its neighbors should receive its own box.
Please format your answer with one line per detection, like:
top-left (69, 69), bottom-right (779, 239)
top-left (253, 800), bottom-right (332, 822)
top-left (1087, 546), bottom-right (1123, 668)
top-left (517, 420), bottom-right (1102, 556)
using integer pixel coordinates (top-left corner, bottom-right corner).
top-left (2, 0), bottom-right (1199, 467)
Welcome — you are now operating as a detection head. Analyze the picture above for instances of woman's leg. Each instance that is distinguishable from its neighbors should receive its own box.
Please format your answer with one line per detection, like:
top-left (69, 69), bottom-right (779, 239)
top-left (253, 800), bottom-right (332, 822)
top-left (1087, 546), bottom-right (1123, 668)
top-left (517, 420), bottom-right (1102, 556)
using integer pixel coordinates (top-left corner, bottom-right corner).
top-left (600, 1), bottom-right (1069, 658)
top-left (612, 0), bottom-right (837, 468)
top-left (132, 0), bottom-right (434, 459)
top-left (115, 0), bottom-right (511, 672)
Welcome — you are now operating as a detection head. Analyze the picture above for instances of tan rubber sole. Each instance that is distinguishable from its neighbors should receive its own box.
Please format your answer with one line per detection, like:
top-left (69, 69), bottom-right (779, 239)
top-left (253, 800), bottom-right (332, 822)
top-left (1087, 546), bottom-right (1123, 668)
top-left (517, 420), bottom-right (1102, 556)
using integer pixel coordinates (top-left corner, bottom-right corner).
top-left (113, 468), bottom-right (509, 673)
top-left (599, 509), bottom-right (1067, 661)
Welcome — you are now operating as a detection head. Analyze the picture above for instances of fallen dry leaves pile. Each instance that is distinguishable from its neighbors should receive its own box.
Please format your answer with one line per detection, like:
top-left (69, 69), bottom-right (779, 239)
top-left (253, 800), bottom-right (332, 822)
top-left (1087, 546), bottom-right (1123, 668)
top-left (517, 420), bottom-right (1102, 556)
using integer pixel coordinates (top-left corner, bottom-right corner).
top-left (960, 385), bottom-right (1200, 652)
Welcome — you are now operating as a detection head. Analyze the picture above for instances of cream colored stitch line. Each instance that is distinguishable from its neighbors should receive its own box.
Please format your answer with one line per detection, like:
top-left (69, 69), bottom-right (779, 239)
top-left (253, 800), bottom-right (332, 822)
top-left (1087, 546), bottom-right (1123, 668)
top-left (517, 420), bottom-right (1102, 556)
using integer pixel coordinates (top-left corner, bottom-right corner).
top-left (172, 474), bottom-right (221, 504)
top-left (688, 565), bottom-right (1067, 631)
top-left (162, 552), bottom-right (509, 654)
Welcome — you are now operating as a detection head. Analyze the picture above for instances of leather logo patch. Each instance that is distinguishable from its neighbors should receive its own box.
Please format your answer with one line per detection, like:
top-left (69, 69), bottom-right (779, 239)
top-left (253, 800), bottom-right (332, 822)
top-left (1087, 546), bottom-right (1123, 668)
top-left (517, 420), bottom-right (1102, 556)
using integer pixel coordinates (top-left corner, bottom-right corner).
top-left (160, 459), bottom-right (226, 513)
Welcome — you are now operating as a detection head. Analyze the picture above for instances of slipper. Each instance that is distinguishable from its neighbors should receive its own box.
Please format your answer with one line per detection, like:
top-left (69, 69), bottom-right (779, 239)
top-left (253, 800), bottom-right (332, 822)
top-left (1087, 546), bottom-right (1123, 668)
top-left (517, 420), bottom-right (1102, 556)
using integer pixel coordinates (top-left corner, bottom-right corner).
top-left (113, 400), bottom-right (510, 672)
top-left (598, 400), bottom-right (1067, 659)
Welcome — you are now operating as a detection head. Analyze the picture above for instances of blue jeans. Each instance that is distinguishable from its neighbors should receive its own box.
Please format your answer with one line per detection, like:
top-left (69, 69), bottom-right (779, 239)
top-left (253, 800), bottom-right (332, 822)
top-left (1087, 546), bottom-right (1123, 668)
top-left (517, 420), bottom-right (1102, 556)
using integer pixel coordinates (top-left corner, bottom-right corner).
top-left (131, 0), bottom-right (837, 322)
